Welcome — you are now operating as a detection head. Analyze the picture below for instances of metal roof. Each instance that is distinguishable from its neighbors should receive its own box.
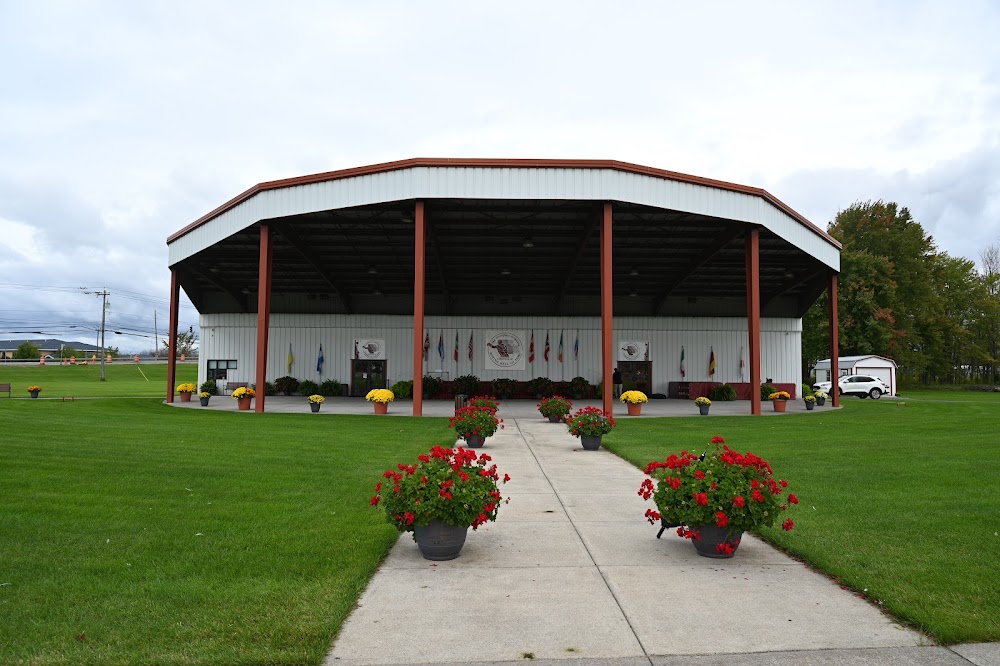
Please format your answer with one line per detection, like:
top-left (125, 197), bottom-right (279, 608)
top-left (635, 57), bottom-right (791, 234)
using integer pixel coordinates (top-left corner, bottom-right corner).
top-left (815, 355), bottom-right (898, 369)
top-left (167, 159), bottom-right (840, 319)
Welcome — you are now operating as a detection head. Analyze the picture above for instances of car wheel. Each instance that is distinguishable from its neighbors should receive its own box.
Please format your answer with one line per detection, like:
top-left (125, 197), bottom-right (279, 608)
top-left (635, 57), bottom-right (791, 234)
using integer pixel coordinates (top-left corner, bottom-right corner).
top-left (869, 388), bottom-right (882, 399)
top-left (859, 392), bottom-right (867, 399)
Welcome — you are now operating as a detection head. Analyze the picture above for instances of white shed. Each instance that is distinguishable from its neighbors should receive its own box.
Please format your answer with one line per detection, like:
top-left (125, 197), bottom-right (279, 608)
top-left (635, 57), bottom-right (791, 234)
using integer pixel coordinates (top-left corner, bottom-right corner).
top-left (814, 355), bottom-right (897, 397)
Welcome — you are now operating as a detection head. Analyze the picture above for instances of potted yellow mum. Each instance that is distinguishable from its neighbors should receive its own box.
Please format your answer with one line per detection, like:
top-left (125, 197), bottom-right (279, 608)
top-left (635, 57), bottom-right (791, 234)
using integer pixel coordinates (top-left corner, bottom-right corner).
top-left (619, 390), bottom-right (648, 416)
top-left (366, 388), bottom-right (394, 414)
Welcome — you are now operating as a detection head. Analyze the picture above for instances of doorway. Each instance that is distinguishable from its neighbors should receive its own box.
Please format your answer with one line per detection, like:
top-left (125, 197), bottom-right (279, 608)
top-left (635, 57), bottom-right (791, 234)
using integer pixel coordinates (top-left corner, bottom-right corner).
top-left (350, 359), bottom-right (387, 397)
top-left (619, 360), bottom-right (652, 394)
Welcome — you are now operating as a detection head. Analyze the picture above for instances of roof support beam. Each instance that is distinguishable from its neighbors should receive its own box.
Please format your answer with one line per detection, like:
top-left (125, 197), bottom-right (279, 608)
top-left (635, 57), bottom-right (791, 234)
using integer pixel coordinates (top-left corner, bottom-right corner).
top-left (601, 203), bottom-right (614, 414)
top-left (412, 202), bottom-right (426, 417)
top-left (166, 269), bottom-right (179, 404)
top-left (183, 263), bottom-right (246, 312)
top-left (651, 223), bottom-right (744, 315)
top-left (552, 212), bottom-right (599, 313)
top-left (255, 224), bottom-right (273, 413)
top-left (829, 275), bottom-right (840, 408)
top-left (275, 225), bottom-right (352, 313)
top-left (424, 216), bottom-right (453, 313)
top-left (745, 228), bottom-right (762, 416)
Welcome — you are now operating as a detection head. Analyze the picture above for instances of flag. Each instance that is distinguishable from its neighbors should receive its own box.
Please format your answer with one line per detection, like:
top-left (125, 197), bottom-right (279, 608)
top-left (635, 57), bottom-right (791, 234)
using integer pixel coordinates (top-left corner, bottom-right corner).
top-left (423, 331), bottom-right (430, 361)
top-left (558, 331), bottom-right (564, 362)
top-left (453, 331), bottom-right (459, 362)
top-left (544, 332), bottom-right (550, 361)
top-left (437, 332), bottom-right (444, 360)
top-left (468, 332), bottom-right (474, 361)
top-left (709, 347), bottom-right (716, 377)
top-left (680, 346), bottom-right (686, 378)
top-left (739, 346), bottom-right (745, 381)
top-left (287, 343), bottom-right (294, 373)
top-left (573, 333), bottom-right (579, 361)
top-left (529, 332), bottom-right (535, 363)
top-left (317, 345), bottom-right (324, 374)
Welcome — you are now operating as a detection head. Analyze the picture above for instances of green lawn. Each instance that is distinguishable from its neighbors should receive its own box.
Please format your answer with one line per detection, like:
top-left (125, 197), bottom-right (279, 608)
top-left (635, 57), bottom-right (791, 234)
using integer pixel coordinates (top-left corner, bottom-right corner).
top-left (0, 362), bottom-right (197, 398)
top-left (1, 400), bottom-right (451, 666)
top-left (3, 390), bottom-right (998, 665)
top-left (604, 392), bottom-right (1000, 644)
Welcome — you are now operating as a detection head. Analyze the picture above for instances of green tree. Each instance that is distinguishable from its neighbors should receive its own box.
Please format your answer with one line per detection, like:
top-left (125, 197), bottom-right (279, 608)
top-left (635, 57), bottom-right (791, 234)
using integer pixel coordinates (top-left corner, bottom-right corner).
top-left (161, 328), bottom-right (197, 357)
top-left (13, 341), bottom-right (40, 359)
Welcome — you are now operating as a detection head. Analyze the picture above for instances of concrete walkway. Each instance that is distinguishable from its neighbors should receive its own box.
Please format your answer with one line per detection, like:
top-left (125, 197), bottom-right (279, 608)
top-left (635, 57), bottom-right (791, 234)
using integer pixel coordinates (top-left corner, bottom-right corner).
top-left (322, 415), bottom-right (998, 666)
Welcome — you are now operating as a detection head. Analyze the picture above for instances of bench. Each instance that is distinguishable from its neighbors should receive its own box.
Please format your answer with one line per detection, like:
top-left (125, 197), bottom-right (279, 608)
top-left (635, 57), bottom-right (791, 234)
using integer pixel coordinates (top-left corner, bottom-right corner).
top-left (225, 381), bottom-right (248, 395)
top-left (0, 382), bottom-right (10, 398)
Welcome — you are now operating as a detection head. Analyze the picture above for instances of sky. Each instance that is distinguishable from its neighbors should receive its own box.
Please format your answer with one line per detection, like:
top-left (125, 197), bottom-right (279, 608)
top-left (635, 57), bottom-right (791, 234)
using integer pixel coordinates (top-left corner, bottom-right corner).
top-left (2, 0), bottom-right (998, 352)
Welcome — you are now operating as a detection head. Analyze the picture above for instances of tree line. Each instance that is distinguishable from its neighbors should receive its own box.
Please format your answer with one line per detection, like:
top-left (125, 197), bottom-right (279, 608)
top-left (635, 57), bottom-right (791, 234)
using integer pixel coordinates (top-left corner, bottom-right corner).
top-left (802, 201), bottom-right (999, 386)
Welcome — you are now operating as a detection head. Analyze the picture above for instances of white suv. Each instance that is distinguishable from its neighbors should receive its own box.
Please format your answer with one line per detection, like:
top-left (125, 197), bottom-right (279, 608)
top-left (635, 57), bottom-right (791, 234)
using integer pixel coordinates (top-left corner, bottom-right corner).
top-left (812, 375), bottom-right (891, 399)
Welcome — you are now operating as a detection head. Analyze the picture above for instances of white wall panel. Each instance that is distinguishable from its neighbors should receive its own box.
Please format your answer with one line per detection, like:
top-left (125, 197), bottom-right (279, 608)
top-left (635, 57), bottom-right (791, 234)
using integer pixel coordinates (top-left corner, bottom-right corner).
top-left (199, 314), bottom-right (803, 396)
top-left (170, 166), bottom-right (839, 271)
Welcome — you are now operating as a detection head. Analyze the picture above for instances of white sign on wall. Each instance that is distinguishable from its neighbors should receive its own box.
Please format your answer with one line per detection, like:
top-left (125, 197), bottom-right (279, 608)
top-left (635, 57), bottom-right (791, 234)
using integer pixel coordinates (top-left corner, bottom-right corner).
top-left (484, 330), bottom-right (526, 371)
top-left (618, 340), bottom-right (650, 362)
top-left (354, 338), bottom-right (386, 360)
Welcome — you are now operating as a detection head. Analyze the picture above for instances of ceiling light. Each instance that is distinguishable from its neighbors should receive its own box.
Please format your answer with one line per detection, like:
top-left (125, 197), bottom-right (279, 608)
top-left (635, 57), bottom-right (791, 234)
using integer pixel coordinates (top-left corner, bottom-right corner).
top-left (629, 267), bottom-right (639, 276)
top-left (367, 266), bottom-right (378, 275)
top-left (522, 237), bottom-right (534, 248)
top-left (373, 288), bottom-right (382, 296)
top-left (500, 268), bottom-right (511, 276)
top-left (629, 290), bottom-right (638, 298)
top-left (400, 210), bottom-right (414, 223)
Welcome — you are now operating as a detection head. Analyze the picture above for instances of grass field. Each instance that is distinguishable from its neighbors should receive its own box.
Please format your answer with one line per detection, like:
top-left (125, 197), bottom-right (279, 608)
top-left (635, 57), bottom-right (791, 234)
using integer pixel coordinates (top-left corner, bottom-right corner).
top-left (604, 391), bottom-right (1000, 644)
top-left (2, 388), bottom-right (998, 664)
top-left (0, 362), bottom-right (197, 398)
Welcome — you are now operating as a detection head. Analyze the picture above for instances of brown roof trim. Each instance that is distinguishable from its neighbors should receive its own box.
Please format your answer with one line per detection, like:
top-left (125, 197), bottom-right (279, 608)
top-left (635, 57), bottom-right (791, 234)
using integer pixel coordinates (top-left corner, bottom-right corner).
top-left (166, 157), bottom-right (840, 249)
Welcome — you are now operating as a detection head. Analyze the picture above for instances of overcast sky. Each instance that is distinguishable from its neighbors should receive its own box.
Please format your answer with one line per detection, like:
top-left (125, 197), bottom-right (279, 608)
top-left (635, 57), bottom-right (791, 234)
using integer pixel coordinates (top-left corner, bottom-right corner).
top-left (2, 1), bottom-right (998, 351)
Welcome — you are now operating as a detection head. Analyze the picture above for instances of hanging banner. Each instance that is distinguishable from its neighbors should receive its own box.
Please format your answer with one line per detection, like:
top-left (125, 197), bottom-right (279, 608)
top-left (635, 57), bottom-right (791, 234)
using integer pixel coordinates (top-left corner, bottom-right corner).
top-left (484, 330), bottom-right (526, 371)
top-left (619, 340), bottom-right (649, 362)
top-left (355, 338), bottom-right (386, 360)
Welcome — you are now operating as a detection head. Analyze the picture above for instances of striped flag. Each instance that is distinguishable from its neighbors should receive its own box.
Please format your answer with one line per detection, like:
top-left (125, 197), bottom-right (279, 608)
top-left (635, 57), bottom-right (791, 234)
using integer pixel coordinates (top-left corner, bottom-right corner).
top-left (468, 332), bottom-right (474, 361)
top-left (558, 331), bottom-right (564, 362)
top-left (453, 331), bottom-right (459, 362)
top-left (544, 332), bottom-right (550, 362)
top-left (529, 332), bottom-right (535, 363)
top-left (709, 347), bottom-right (716, 377)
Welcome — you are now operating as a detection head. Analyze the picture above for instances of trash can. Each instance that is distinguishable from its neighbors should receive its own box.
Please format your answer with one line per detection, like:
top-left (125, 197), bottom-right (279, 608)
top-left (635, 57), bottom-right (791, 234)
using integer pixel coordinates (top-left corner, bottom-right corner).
top-left (454, 394), bottom-right (466, 411)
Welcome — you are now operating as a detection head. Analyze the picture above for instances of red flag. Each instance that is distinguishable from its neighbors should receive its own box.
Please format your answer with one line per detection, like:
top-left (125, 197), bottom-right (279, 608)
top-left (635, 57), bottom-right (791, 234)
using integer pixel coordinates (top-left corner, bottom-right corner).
top-left (529, 332), bottom-right (535, 363)
top-left (558, 332), bottom-right (564, 362)
top-left (468, 332), bottom-right (474, 361)
top-left (544, 332), bottom-right (550, 362)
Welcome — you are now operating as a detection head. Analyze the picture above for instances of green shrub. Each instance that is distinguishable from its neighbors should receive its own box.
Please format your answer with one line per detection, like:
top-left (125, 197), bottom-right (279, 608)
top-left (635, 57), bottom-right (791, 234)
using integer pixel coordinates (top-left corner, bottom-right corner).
top-left (199, 380), bottom-right (218, 396)
top-left (422, 375), bottom-right (443, 398)
top-left (802, 383), bottom-right (814, 398)
top-left (319, 379), bottom-right (342, 396)
top-left (709, 383), bottom-right (737, 401)
top-left (760, 383), bottom-right (776, 401)
top-left (390, 380), bottom-right (413, 399)
top-left (298, 380), bottom-right (319, 396)
top-left (527, 376), bottom-right (555, 398)
top-left (492, 378), bottom-right (517, 398)
top-left (452, 374), bottom-right (482, 397)
top-left (251, 382), bottom-right (277, 396)
top-left (274, 376), bottom-right (300, 394)
top-left (568, 376), bottom-right (591, 399)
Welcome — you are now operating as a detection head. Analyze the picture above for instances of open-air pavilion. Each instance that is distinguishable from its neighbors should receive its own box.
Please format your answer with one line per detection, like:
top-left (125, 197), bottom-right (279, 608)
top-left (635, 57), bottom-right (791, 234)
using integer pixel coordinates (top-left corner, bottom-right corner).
top-left (164, 158), bottom-right (842, 415)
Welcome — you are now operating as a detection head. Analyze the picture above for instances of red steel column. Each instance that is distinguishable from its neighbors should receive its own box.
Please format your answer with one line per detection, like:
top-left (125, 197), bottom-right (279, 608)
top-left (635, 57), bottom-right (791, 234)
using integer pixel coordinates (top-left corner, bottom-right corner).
top-left (412, 202), bottom-right (425, 417)
top-left (829, 275), bottom-right (840, 408)
top-left (745, 229), bottom-right (762, 415)
top-left (255, 223), bottom-right (273, 413)
top-left (601, 203), bottom-right (614, 414)
top-left (166, 269), bottom-right (180, 403)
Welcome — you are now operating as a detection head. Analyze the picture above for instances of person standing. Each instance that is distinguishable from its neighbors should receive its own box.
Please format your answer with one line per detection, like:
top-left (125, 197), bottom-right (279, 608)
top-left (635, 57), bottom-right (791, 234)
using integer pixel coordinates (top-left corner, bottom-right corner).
top-left (613, 367), bottom-right (623, 398)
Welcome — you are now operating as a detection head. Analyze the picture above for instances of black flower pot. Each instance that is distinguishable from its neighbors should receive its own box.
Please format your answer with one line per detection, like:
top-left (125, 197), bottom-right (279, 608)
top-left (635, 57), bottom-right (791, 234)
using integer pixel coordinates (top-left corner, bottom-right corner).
top-left (310, 403), bottom-right (321, 412)
top-left (698, 405), bottom-right (710, 415)
top-left (816, 396), bottom-right (826, 406)
top-left (580, 435), bottom-right (602, 451)
top-left (547, 415), bottom-right (563, 423)
top-left (691, 525), bottom-right (744, 559)
top-left (199, 397), bottom-right (210, 406)
top-left (464, 434), bottom-right (485, 448)
top-left (805, 402), bottom-right (815, 411)
top-left (413, 519), bottom-right (468, 561)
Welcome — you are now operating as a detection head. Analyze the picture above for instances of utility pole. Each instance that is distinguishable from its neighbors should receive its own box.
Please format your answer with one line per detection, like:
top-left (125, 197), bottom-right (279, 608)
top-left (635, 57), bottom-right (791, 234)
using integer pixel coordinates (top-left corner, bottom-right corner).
top-left (82, 288), bottom-right (111, 381)
top-left (154, 309), bottom-right (159, 358)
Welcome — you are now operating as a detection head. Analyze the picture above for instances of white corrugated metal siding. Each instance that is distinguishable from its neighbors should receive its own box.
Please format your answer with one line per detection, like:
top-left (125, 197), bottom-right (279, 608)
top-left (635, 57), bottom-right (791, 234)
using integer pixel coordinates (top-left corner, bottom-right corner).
top-left (199, 314), bottom-right (802, 395)
top-left (170, 166), bottom-right (839, 271)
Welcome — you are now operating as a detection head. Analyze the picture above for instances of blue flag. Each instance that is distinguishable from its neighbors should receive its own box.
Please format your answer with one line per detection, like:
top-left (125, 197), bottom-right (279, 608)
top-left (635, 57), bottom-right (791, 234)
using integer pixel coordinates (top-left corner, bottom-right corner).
top-left (437, 332), bottom-right (444, 360)
top-left (317, 345), bottom-right (324, 374)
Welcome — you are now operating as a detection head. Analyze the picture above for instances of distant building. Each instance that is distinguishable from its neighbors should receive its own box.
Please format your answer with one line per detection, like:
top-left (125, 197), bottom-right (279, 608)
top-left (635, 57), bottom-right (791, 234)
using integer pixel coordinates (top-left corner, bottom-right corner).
top-left (0, 338), bottom-right (102, 360)
top-left (814, 355), bottom-right (897, 396)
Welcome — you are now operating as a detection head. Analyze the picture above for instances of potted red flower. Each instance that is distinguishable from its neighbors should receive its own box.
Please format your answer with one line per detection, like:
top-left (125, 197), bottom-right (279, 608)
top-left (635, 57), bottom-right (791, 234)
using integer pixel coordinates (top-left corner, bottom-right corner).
top-left (537, 395), bottom-right (572, 422)
top-left (565, 406), bottom-right (616, 450)
top-left (448, 405), bottom-right (504, 448)
top-left (638, 436), bottom-right (798, 558)
top-left (370, 445), bottom-right (511, 560)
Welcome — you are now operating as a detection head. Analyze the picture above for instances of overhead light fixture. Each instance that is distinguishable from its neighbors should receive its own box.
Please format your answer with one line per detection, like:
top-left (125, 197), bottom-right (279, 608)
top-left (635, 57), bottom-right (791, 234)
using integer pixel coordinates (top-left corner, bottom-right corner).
top-left (400, 210), bottom-right (414, 223)
top-left (629, 290), bottom-right (638, 298)
top-left (522, 237), bottom-right (534, 248)
top-left (373, 288), bottom-right (382, 296)
top-left (629, 267), bottom-right (639, 277)
top-left (367, 266), bottom-right (378, 275)
top-left (500, 268), bottom-right (511, 276)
